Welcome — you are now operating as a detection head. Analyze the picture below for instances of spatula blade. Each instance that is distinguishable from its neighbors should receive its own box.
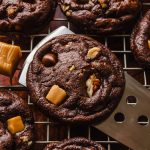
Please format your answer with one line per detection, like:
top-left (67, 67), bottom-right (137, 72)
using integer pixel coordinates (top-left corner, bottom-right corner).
top-left (93, 72), bottom-right (150, 150)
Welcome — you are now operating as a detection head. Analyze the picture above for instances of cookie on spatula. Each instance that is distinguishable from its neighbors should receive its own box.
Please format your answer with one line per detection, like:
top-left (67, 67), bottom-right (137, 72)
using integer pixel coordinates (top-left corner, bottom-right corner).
top-left (27, 34), bottom-right (125, 123)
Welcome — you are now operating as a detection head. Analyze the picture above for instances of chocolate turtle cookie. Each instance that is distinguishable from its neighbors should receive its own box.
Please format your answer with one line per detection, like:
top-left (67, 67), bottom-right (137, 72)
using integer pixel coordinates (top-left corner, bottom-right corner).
top-left (43, 137), bottom-right (105, 150)
top-left (0, 0), bottom-right (54, 33)
top-left (0, 91), bottom-right (34, 150)
top-left (131, 9), bottom-right (150, 69)
top-left (27, 34), bottom-right (125, 123)
top-left (58, 0), bottom-right (141, 33)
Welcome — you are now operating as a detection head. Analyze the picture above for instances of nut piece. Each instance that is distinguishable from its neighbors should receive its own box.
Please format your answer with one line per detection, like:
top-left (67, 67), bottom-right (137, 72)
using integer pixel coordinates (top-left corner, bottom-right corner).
top-left (42, 53), bottom-right (57, 67)
top-left (148, 40), bottom-right (150, 49)
top-left (87, 47), bottom-right (101, 59)
top-left (69, 65), bottom-right (75, 71)
top-left (98, 0), bottom-right (108, 8)
top-left (101, 3), bottom-right (107, 8)
top-left (46, 85), bottom-right (67, 105)
top-left (0, 42), bottom-right (22, 77)
top-left (61, 5), bottom-right (70, 12)
top-left (66, 10), bottom-right (72, 16)
top-left (86, 74), bottom-right (100, 97)
top-left (7, 6), bottom-right (18, 18)
top-left (20, 135), bottom-right (32, 146)
top-left (20, 136), bottom-right (28, 142)
top-left (7, 116), bottom-right (25, 134)
top-left (28, 141), bottom-right (33, 146)
top-left (65, 42), bottom-right (72, 47)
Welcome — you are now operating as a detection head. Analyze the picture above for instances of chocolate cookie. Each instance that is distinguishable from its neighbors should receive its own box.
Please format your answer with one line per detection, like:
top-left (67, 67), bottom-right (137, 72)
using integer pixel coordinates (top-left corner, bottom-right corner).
top-left (0, 91), bottom-right (34, 150)
top-left (0, 0), bottom-right (54, 33)
top-left (43, 137), bottom-right (105, 150)
top-left (58, 0), bottom-right (141, 33)
top-left (27, 34), bottom-right (125, 123)
top-left (131, 9), bottom-right (150, 69)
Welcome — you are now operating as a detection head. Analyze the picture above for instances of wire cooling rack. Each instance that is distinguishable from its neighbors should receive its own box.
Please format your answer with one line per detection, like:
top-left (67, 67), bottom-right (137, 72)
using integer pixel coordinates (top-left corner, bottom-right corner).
top-left (0, 1), bottom-right (150, 150)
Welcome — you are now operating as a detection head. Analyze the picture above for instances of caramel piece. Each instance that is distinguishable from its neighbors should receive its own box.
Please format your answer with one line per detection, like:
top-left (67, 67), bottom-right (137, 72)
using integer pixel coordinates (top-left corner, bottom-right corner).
top-left (87, 47), bottom-right (101, 59)
top-left (0, 42), bottom-right (22, 77)
top-left (46, 85), bottom-right (67, 105)
top-left (148, 40), bottom-right (150, 49)
top-left (7, 116), bottom-right (25, 134)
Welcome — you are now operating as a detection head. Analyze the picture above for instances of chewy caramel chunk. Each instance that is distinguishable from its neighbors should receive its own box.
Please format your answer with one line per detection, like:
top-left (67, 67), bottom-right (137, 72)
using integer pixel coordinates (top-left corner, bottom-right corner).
top-left (148, 40), bottom-right (150, 49)
top-left (7, 116), bottom-right (25, 134)
top-left (46, 85), bottom-right (67, 105)
top-left (0, 42), bottom-right (22, 77)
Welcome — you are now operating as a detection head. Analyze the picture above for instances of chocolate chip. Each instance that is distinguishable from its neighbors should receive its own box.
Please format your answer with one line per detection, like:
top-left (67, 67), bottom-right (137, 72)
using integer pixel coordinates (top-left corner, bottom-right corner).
top-left (42, 53), bottom-right (57, 67)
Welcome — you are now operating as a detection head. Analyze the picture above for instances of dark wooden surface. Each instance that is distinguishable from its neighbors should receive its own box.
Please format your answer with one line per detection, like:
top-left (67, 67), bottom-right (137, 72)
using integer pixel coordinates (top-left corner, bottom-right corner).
top-left (0, 1), bottom-right (150, 150)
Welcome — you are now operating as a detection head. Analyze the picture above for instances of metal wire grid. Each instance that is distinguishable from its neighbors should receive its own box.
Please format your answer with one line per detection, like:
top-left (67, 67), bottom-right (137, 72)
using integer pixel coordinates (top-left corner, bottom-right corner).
top-left (0, 1), bottom-right (150, 150)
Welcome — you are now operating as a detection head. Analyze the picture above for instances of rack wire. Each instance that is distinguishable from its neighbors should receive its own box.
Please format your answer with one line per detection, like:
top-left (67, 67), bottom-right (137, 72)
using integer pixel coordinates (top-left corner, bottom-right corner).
top-left (0, 1), bottom-right (150, 150)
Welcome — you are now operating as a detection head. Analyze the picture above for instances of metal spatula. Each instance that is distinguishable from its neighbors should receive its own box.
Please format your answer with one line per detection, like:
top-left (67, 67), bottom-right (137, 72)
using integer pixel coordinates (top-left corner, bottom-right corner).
top-left (19, 26), bottom-right (150, 150)
top-left (94, 72), bottom-right (150, 150)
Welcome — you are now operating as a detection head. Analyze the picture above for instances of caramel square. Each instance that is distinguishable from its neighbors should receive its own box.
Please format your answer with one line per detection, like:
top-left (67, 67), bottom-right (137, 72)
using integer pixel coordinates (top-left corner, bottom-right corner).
top-left (0, 42), bottom-right (22, 77)
top-left (46, 85), bottom-right (67, 105)
top-left (7, 116), bottom-right (25, 134)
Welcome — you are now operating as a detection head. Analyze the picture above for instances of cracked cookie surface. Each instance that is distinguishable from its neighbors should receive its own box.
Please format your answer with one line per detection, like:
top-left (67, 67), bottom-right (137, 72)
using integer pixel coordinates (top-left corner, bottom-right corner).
top-left (59, 0), bottom-right (141, 33)
top-left (131, 9), bottom-right (150, 69)
top-left (43, 137), bottom-right (105, 150)
top-left (27, 34), bottom-right (125, 123)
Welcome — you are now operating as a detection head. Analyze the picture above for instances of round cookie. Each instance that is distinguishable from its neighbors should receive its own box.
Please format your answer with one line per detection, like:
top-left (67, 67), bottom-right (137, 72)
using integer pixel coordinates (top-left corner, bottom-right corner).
top-left (58, 0), bottom-right (141, 33)
top-left (27, 34), bottom-right (125, 124)
top-left (43, 137), bottom-right (105, 150)
top-left (0, 91), bottom-right (34, 150)
top-left (131, 9), bottom-right (150, 69)
top-left (0, 0), bottom-right (54, 33)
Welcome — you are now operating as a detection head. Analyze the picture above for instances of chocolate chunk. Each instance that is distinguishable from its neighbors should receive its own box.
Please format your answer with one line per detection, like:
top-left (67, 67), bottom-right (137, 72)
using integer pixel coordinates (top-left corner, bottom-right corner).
top-left (42, 53), bottom-right (57, 67)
